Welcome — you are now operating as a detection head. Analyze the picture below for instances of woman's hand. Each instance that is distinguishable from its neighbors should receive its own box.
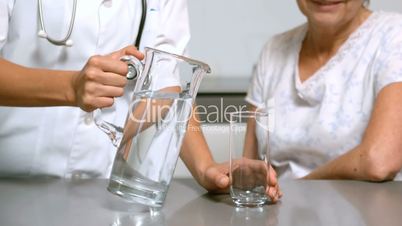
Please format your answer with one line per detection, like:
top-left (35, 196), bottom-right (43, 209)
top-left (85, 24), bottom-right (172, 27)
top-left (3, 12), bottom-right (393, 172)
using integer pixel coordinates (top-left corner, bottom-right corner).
top-left (200, 161), bottom-right (283, 203)
top-left (71, 45), bottom-right (144, 112)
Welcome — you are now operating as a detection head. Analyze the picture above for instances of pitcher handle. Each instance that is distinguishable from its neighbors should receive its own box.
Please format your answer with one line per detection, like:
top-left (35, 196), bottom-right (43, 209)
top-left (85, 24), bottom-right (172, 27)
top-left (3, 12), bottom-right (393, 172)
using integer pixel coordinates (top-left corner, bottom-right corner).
top-left (94, 55), bottom-right (144, 147)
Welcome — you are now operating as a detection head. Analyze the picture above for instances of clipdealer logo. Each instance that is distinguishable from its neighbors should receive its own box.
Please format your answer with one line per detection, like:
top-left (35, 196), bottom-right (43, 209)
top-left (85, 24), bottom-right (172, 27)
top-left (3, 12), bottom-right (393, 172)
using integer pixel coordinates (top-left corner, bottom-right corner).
top-left (126, 97), bottom-right (275, 133)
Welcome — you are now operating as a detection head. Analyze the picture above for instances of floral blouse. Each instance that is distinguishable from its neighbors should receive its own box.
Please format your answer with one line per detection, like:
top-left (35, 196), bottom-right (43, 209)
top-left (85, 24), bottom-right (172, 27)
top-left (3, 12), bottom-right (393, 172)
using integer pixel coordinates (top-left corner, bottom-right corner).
top-left (246, 11), bottom-right (402, 179)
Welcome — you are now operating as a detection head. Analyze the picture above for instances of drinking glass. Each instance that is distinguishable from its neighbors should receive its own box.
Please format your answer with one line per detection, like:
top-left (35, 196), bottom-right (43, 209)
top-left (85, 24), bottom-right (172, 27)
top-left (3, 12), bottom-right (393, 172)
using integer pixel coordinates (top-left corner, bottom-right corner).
top-left (229, 111), bottom-right (270, 207)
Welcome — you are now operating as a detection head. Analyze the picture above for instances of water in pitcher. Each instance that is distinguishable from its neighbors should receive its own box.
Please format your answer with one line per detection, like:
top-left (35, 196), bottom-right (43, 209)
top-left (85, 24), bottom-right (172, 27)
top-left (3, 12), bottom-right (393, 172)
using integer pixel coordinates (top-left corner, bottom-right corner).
top-left (108, 91), bottom-right (193, 208)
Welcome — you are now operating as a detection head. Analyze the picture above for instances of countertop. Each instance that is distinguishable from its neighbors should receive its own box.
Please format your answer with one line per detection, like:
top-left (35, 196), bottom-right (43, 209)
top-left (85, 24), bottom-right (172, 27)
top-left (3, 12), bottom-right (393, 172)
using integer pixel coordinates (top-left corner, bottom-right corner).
top-left (0, 178), bottom-right (401, 226)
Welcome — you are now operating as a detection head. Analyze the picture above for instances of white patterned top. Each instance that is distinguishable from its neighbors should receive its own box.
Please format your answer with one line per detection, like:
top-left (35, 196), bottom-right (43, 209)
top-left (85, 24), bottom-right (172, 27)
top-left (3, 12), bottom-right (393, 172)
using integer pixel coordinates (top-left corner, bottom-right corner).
top-left (246, 11), bottom-right (402, 180)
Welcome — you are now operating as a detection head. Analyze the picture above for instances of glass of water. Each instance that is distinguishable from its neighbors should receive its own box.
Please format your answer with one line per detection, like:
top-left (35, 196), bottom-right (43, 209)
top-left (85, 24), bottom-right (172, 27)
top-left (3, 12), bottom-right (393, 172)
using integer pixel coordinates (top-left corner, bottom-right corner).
top-left (229, 111), bottom-right (270, 207)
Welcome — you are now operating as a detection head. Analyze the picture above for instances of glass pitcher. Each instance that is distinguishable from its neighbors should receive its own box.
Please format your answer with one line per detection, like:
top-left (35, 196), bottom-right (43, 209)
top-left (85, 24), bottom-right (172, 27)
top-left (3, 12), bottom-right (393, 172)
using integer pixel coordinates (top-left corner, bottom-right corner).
top-left (95, 47), bottom-right (211, 208)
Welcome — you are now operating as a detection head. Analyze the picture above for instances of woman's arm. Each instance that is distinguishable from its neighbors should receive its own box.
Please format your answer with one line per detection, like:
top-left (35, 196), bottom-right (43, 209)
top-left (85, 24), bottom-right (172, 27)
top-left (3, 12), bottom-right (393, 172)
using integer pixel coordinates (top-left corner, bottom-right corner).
top-left (0, 59), bottom-right (77, 107)
top-left (179, 107), bottom-right (223, 189)
top-left (304, 82), bottom-right (402, 181)
top-left (0, 46), bottom-right (144, 111)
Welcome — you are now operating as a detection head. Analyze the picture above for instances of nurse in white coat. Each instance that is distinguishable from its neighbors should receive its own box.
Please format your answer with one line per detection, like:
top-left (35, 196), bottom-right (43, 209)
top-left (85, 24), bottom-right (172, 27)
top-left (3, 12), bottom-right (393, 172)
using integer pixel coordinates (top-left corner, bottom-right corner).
top-left (0, 0), bottom-right (190, 178)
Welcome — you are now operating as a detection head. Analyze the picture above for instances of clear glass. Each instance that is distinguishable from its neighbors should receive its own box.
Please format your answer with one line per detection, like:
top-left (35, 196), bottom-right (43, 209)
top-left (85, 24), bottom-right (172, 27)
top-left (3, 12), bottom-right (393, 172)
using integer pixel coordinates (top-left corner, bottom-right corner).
top-left (229, 111), bottom-right (270, 207)
top-left (95, 47), bottom-right (211, 208)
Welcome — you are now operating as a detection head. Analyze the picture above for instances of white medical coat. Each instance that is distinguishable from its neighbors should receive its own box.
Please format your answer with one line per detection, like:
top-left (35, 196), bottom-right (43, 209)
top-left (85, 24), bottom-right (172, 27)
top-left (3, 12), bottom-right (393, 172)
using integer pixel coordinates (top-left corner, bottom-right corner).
top-left (0, 0), bottom-right (190, 178)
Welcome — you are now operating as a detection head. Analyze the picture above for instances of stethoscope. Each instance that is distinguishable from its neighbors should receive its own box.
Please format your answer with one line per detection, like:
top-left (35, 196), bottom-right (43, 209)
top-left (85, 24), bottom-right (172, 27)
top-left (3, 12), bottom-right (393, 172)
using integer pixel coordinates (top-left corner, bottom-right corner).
top-left (37, 0), bottom-right (147, 48)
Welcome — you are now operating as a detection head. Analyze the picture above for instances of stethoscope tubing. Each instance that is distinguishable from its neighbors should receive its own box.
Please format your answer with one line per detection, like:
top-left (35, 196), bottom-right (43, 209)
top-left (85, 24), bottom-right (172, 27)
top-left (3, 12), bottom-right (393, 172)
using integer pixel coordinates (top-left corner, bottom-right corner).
top-left (37, 0), bottom-right (77, 46)
top-left (135, 0), bottom-right (147, 48)
top-left (38, 0), bottom-right (147, 48)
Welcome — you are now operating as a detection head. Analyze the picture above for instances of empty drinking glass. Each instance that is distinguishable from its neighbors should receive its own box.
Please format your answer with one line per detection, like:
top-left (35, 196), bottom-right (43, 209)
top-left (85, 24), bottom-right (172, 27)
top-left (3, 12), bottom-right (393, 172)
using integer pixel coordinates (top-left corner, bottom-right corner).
top-left (229, 111), bottom-right (270, 207)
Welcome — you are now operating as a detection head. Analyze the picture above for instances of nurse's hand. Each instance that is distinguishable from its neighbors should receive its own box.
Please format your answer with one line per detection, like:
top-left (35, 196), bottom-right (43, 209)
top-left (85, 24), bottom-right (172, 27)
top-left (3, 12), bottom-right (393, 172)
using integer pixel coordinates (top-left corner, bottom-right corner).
top-left (71, 45), bottom-right (144, 112)
top-left (200, 162), bottom-right (282, 203)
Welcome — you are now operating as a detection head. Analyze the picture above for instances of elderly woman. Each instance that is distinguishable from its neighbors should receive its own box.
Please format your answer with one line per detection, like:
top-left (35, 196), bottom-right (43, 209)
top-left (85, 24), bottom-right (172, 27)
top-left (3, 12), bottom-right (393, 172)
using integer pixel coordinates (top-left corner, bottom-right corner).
top-left (245, 0), bottom-right (402, 182)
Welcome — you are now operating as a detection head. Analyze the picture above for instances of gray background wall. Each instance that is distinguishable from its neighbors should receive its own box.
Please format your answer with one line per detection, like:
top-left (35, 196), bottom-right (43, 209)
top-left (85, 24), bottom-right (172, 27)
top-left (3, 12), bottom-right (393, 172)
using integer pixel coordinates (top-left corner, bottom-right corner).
top-left (187, 0), bottom-right (402, 79)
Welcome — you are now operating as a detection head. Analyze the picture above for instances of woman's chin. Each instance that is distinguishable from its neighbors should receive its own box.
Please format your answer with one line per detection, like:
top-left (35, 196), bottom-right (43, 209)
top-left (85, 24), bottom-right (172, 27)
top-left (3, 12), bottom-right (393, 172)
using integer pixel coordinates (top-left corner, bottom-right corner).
top-left (309, 13), bottom-right (345, 28)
